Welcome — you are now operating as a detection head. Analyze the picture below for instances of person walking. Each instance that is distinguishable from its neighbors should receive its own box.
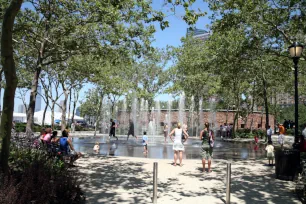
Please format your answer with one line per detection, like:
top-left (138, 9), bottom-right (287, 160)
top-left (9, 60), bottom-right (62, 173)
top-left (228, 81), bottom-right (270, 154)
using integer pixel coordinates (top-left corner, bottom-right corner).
top-left (163, 123), bottom-right (168, 143)
top-left (169, 123), bottom-right (189, 167)
top-left (109, 119), bottom-right (118, 140)
top-left (127, 119), bottom-right (137, 140)
top-left (278, 123), bottom-right (285, 149)
top-left (200, 122), bottom-right (214, 173)
top-left (267, 125), bottom-right (272, 143)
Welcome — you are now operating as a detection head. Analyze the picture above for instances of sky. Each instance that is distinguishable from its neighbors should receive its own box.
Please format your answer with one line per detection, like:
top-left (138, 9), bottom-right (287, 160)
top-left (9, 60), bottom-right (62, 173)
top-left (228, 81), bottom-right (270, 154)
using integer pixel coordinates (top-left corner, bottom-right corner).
top-left (11, 0), bottom-right (213, 112)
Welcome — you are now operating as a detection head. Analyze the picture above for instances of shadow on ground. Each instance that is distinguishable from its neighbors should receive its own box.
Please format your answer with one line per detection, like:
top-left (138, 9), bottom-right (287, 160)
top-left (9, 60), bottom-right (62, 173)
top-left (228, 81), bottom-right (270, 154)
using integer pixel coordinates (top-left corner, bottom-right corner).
top-left (76, 156), bottom-right (299, 204)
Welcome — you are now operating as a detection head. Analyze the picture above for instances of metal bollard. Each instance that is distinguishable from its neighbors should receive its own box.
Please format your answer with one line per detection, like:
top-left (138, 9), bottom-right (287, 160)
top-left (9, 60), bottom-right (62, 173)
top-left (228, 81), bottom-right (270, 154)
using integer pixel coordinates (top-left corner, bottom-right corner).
top-left (153, 162), bottom-right (158, 203)
top-left (226, 162), bottom-right (231, 204)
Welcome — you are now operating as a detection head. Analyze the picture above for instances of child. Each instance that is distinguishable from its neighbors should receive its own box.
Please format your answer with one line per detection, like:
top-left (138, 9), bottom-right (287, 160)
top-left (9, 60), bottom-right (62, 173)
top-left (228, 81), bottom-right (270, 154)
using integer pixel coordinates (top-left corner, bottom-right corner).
top-left (93, 142), bottom-right (100, 153)
top-left (265, 140), bottom-right (275, 166)
top-left (254, 135), bottom-right (259, 144)
top-left (142, 131), bottom-right (148, 154)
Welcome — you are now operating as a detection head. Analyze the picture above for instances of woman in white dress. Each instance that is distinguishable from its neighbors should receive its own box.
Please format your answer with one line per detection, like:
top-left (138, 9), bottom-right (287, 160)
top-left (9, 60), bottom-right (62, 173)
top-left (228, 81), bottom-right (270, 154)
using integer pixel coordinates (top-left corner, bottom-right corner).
top-left (169, 123), bottom-right (189, 166)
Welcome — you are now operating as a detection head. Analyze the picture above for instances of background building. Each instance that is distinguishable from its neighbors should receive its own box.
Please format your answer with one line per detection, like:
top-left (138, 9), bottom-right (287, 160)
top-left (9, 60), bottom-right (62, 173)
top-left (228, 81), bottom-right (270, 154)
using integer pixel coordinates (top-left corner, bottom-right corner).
top-left (18, 104), bottom-right (26, 113)
top-left (35, 85), bottom-right (41, 112)
top-left (187, 28), bottom-right (211, 41)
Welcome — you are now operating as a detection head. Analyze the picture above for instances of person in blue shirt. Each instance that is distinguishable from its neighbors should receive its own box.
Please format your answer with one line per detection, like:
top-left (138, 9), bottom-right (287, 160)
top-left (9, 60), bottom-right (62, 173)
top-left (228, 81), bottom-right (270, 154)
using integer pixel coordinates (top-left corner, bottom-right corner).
top-left (142, 131), bottom-right (148, 154)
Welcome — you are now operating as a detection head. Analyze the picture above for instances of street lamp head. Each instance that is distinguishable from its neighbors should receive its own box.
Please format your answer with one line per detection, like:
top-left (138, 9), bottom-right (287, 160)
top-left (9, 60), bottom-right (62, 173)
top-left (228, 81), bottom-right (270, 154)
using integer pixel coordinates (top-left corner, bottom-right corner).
top-left (288, 42), bottom-right (304, 58)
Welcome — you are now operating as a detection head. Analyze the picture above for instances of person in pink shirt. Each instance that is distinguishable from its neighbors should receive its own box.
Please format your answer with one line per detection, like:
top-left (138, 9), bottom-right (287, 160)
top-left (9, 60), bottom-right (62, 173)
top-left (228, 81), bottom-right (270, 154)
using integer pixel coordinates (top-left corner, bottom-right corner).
top-left (43, 128), bottom-right (52, 144)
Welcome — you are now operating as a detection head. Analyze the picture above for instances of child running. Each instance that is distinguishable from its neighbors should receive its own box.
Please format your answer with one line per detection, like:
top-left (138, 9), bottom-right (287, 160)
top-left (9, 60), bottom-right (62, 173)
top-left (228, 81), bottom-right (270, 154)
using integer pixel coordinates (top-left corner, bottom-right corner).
top-left (142, 131), bottom-right (148, 154)
top-left (265, 140), bottom-right (275, 166)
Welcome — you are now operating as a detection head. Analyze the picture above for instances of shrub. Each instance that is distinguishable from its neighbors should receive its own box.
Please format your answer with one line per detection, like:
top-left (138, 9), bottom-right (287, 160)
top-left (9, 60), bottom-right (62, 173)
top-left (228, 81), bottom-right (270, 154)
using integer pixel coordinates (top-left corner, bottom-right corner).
top-left (0, 147), bottom-right (85, 204)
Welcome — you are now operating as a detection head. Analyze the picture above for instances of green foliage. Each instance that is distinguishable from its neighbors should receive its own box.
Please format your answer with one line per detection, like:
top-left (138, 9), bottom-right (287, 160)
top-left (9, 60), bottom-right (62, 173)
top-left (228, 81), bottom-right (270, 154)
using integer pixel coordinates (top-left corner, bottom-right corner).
top-left (235, 128), bottom-right (265, 138)
top-left (0, 146), bottom-right (84, 203)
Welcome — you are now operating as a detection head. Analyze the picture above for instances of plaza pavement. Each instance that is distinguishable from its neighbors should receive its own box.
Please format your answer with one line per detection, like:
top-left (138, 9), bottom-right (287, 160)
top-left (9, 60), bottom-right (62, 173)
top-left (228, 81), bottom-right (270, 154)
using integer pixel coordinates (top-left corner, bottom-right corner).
top-left (76, 155), bottom-right (300, 204)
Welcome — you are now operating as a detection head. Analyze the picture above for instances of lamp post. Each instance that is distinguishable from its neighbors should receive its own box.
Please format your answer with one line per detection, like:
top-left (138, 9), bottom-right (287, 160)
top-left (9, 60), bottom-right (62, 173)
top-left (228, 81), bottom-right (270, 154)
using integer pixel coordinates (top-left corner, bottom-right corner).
top-left (288, 42), bottom-right (304, 140)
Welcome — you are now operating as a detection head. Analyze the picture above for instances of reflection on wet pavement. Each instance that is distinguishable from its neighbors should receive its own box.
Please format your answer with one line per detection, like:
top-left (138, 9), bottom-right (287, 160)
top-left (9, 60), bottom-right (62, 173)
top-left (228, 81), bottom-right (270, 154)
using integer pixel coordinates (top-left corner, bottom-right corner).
top-left (72, 136), bottom-right (267, 160)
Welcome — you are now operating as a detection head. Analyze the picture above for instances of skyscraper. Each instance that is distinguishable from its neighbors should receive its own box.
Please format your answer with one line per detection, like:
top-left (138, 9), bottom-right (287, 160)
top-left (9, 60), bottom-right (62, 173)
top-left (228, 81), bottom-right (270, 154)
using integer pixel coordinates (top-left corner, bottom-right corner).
top-left (57, 100), bottom-right (65, 112)
top-left (75, 107), bottom-right (80, 116)
top-left (18, 104), bottom-right (26, 113)
top-left (35, 85), bottom-right (42, 112)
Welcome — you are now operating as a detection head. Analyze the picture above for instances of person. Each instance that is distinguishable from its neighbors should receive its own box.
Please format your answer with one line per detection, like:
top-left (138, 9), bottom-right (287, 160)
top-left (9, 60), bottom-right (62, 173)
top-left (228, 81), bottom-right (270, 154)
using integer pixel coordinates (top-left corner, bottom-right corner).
top-left (267, 125), bottom-right (272, 142)
top-left (222, 123), bottom-right (227, 138)
top-left (93, 142), bottom-right (100, 153)
top-left (302, 124), bottom-right (306, 140)
top-left (109, 119), bottom-right (118, 140)
top-left (51, 131), bottom-right (58, 143)
top-left (254, 135), bottom-right (259, 145)
top-left (163, 123), bottom-right (168, 142)
top-left (59, 129), bottom-right (81, 165)
top-left (169, 123), bottom-right (189, 167)
top-left (182, 123), bottom-right (188, 142)
top-left (40, 128), bottom-right (46, 143)
top-left (127, 119), bottom-right (137, 140)
top-left (43, 128), bottom-right (52, 145)
top-left (200, 122), bottom-right (214, 173)
top-left (278, 123), bottom-right (285, 149)
top-left (142, 131), bottom-right (148, 154)
top-left (265, 140), bottom-right (275, 166)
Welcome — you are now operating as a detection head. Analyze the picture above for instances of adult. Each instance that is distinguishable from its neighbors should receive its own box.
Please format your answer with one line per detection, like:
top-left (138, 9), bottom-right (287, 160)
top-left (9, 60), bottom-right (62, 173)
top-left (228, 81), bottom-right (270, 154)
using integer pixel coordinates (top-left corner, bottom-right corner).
top-left (267, 125), bottom-right (272, 143)
top-left (182, 123), bottom-right (188, 142)
top-left (169, 123), bottom-right (189, 167)
top-left (163, 123), bottom-right (168, 142)
top-left (222, 123), bottom-right (227, 138)
top-left (127, 119), bottom-right (137, 140)
top-left (59, 129), bottom-right (81, 165)
top-left (278, 123), bottom-right (285, 149)
top-left (43, 128), bottom-right (52, 145)
top-left (200, 122), bottom-right (214, 173)
top-left (109, 119), bottom-right (118, 140)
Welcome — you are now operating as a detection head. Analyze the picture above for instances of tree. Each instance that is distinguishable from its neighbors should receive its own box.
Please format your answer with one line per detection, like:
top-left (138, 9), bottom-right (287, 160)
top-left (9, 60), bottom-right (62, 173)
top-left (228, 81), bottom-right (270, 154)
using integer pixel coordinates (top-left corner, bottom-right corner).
top-left (80, 88), bottom-right (104, 136)
top-left (0, 0), bottom-right (23, 172)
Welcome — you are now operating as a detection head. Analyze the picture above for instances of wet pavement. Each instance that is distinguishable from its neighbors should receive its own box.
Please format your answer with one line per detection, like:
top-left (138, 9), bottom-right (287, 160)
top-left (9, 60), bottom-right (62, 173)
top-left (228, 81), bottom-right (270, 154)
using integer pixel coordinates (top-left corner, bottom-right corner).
top-left (72, 135), bottom-right (267, 160)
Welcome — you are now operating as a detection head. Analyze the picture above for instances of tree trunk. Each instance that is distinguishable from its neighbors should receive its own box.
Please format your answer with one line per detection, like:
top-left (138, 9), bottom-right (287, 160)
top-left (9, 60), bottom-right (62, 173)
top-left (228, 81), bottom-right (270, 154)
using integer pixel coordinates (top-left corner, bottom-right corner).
top-left (51, 103), bottom-right (55, 129)
top-left (26, 68), bottom-right (41, 134)
top-left (263, 75), bottom-right (269, 140)
top-left (61, 90), bottom-right (69, 131)
top-left (71, 88), bottom-right (80, 123)
top-left (0, 0), bottom-right (23, 172)
top-left (67, 87), bottom-right (72, 127)
top-left (42, 100), bottom-right (48, 127)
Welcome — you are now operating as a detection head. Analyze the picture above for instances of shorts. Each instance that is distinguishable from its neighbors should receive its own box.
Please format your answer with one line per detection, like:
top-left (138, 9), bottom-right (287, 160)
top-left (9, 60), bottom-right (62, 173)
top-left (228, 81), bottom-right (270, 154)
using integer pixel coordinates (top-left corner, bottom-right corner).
top-left (201, 144), bottom-right (213, 160)
top-left (143, 144), bottom-right (147, 149)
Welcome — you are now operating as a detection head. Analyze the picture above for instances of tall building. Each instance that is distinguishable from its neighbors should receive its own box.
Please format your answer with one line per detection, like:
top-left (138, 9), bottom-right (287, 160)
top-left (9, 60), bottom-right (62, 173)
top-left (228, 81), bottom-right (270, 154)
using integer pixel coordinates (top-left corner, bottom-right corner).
top-left (187, 28), bottom-right (211, 41)
top-left (18, 104), bottom-right (26, 113)
top-left (75, 107), bottom-right (80, 116)
top-left (35, 85), bottom-right (41, 112)
top-left (57, 100), bottom-right (65, 112)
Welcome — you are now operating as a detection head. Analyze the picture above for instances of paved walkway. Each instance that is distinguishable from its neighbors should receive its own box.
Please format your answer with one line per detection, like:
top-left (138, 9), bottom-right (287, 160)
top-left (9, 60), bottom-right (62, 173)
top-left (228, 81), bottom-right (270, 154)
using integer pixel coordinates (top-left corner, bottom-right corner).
top-left (76, 156), bottom-right (300, 204)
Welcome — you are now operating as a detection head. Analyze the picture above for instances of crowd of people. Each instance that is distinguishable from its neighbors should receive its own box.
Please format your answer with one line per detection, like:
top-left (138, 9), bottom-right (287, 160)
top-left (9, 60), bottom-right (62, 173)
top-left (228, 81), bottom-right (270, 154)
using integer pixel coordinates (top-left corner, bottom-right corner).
top-left (40, 128), bottom-right (82, 165)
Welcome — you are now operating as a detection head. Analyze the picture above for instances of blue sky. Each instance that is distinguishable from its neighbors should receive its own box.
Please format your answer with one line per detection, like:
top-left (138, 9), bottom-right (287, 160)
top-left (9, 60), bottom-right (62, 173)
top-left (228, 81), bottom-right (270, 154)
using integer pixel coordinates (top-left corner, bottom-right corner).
top-left (12, 0), bottom-right (212, 112)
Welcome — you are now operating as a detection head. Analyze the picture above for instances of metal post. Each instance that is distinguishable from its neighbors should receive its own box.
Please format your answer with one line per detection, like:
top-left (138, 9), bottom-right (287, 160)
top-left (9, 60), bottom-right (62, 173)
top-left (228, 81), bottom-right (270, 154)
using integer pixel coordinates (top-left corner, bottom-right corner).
top-left (294, 58), bottom-right (299, 141)
top-left (226, 162), bottom-right (231, 204)
top-left (153, 162), bottom-right (158, 203)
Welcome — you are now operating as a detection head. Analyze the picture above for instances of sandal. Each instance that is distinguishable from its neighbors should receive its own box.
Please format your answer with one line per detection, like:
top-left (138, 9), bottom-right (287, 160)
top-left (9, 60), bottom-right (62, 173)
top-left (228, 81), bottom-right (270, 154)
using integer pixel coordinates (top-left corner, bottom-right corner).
top-left (180, 164), bottom-right (183, 167)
